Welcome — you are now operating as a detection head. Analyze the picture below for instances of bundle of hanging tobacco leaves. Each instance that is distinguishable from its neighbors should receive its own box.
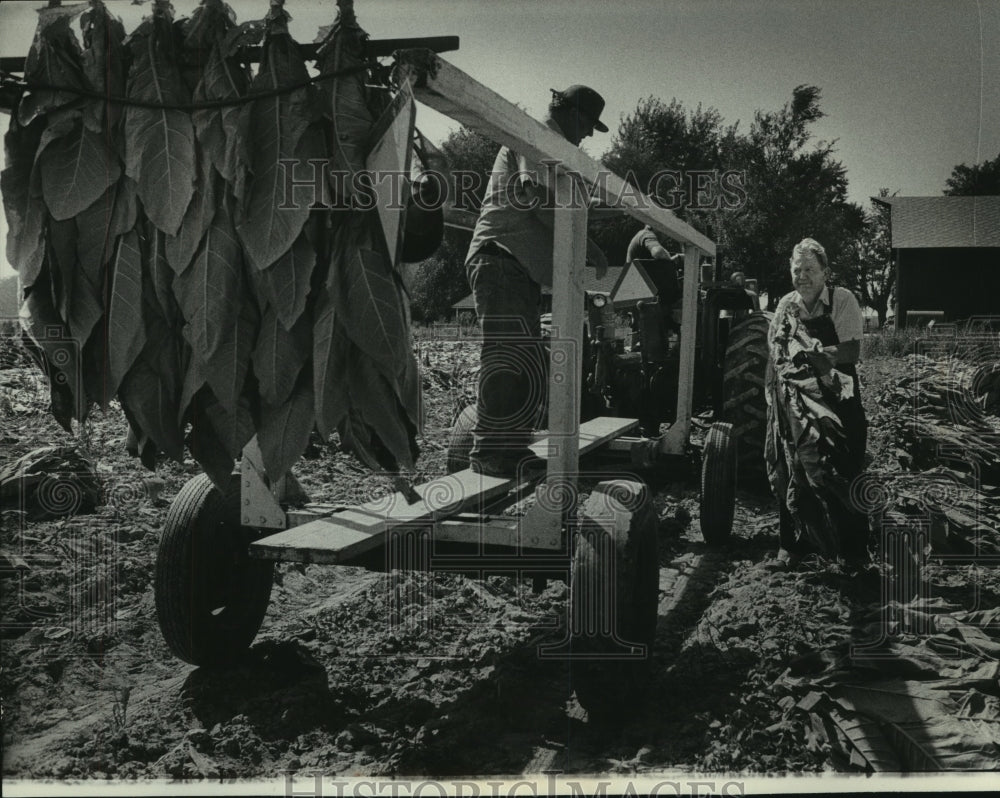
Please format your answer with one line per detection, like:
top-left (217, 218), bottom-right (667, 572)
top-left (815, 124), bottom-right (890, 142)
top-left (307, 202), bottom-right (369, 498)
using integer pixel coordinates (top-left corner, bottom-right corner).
top-left (2, 0), bottom-right (421, 488)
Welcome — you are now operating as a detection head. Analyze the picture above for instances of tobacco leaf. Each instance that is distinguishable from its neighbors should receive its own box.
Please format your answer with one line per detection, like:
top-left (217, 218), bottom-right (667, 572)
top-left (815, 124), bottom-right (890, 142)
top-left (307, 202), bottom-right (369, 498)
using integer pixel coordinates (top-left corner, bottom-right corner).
top-left (165, 153), bottom-right (217, 276)
top-left (81, 320), bottom-right (114, 409)
top-left (1, 117), bottom-right (47, 287)
top-left (47, 217), bottom-right (79, 325)
top-left (118, 251), bottom-right (187, 462)
top-left (179, 346), bottom-right (255, 465)
top-left (826, 705), bottom-right (901, 772)
top-left (118, 346), bottom-right (185, 463)
top-left (111, 176), bottom-right (139, 242)
top-left (146, 221), bottom-right (182, 330)
top-left (257, 373), bottom-right (315, 481)
top-left (18, 7), bottom-right (89, 127)
top-left (107, 228), bottom-right (146, 396)
top-left (75, 179), bottom-right (137, 298)
top-left (177, 346), bottom-right (206, 425)
top-left (79, 0), bottom-right (128, 133)
top-left (75, 186), bottom-right (116, 290)
top-left (187, 1), bottom-right (251, 187)
top-left (258, 226), bottom-right (315, 331)
top-left (177, 349), bottom-right (254, 462)
top-left (340, 346), bottom-right (419, 472)
top-left (39, 115), bottom-right (121, 221)
top-left (315, 0), bottom-right (373, 201)
top-left (19, 271), bottom-right (86, 427)
top-left (186, 393), bottom-right (239, 490)
top-left (331, 216), bottom-right (412, 398)
top-left (123, 5), bottom-right (196, 236)
top-left (251, 303), bottom-right (309, 407)
top-left (175, 201), bottom-right (259, 413)
top-left (235, 5), bottom-right (313, 271)
top-left (65, 256), bottom-right (104, 350)
top-left (223, 17), bottom-right (266, 54)
top-left (312, 285), bottom-right (350, 441)
top-left (204, 390), bottom-right (257, 459)
top-left (880, 722), bottom-right (943, 772)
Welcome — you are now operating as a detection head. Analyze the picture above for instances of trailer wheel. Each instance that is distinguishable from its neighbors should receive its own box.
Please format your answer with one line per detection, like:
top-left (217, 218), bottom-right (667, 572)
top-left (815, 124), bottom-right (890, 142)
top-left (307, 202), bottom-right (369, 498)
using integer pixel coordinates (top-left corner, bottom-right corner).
top-left (155, 473), bottom-right (273, 667)
top-left (446, 404), bottom-right (477, 474)
top-left (700, 422), bottom-right (737, 545)
top-left (722, 314), bottom-right (770, 488)
top-left (570, 480), bottom-right (659, 720)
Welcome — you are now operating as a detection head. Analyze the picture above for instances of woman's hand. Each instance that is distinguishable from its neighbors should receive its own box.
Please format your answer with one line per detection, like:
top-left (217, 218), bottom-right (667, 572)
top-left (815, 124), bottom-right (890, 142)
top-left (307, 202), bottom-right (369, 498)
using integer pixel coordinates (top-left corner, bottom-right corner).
top-left (793, 346), bottom-right (834, 375)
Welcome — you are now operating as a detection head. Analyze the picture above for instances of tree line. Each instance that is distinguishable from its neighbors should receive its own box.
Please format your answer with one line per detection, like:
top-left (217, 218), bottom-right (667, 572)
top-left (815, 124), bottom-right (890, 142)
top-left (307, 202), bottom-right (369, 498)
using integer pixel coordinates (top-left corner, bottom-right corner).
top-left (408, 85), bottom-right (1000, 328)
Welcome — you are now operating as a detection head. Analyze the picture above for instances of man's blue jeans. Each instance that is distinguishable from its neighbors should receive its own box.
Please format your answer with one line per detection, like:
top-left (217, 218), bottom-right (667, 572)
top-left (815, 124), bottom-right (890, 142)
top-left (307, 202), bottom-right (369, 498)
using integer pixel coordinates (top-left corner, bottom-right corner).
top-left (466, 249), bottom-right (546, 460)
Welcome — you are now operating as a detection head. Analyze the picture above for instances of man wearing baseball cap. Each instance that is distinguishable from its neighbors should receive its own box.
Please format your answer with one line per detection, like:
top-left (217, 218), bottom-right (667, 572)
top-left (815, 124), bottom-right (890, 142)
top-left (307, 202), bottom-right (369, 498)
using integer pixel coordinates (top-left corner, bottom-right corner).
top-left (464, 84), bottom-right (610, 478)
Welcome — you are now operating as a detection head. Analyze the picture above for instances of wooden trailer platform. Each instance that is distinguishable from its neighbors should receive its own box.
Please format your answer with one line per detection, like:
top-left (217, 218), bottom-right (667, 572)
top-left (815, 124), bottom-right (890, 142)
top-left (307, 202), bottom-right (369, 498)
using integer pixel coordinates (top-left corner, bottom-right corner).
top-left (250, 416), bottom-right (638, 565)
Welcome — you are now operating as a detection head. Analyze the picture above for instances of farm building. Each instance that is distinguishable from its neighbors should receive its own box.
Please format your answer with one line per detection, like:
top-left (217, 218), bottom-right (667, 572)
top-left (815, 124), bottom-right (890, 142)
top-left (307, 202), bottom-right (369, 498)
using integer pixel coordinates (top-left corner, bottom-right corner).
top-left (873, 195), bottom-right (1000, 326)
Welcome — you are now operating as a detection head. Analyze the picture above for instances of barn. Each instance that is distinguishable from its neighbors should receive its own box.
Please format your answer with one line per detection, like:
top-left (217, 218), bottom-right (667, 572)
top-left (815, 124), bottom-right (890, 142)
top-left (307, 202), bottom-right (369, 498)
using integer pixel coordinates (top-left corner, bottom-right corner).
top-left (874, 195), bottom-right (1000, 325)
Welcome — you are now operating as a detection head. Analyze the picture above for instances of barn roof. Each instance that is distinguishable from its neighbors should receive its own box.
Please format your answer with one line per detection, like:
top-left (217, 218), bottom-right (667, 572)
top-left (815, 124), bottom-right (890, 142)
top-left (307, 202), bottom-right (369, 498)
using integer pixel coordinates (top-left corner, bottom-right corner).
top-left (873, 195), bottom-right (1000, 249)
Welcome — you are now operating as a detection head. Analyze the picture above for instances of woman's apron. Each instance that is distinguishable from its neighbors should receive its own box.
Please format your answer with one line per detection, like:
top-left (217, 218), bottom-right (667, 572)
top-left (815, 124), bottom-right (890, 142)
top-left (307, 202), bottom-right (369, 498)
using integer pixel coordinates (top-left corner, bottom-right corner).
top-left (779, 307), bottom-right (870, 559)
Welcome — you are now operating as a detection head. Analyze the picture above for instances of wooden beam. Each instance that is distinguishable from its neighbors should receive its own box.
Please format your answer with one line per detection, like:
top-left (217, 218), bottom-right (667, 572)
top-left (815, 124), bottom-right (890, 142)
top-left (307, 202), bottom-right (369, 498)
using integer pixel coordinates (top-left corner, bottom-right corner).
top-left (659, 245), bottom-right (700, 455)
top-left (249, 415), bottom-right (638, 565)
top-left (398, 51), bottom-right (715, 256)
top-left (0, 35), bottom-right (460, 75)
top-left (521, 172), bottom-right (589, 544)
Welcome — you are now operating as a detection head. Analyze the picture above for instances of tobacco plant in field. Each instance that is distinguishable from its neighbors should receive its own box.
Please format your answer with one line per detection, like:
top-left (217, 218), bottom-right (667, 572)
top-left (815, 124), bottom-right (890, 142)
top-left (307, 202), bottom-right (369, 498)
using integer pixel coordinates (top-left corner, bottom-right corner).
top-left (2, 0), bottom-right (422, 488)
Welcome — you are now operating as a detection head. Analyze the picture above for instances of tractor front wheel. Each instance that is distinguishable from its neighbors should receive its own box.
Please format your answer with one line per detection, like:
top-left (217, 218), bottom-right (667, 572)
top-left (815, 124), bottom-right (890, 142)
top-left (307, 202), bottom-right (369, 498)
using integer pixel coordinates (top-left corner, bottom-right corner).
top-left (700, 421), bottom-right (737, 546)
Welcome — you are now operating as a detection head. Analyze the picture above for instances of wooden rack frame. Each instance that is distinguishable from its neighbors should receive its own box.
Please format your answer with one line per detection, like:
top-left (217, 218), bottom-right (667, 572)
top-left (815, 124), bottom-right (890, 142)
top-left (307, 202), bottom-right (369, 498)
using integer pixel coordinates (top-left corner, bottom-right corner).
top-left (250, 52), bottom-right (716, 564)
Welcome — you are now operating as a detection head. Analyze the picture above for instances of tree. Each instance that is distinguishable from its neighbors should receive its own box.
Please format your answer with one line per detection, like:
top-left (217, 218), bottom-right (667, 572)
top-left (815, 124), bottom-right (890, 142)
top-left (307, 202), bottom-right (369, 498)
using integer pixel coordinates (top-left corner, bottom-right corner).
top-left (944, 153), bottom-right (1000, 195)
top-left (599, 86), bottom-right (865, 302)
top-left (439, 125), bottom-right (500, 212)
top-left (715, 86), bottom-right (865, 307)
top-left (598, 97), bottom-right (734, 264)
top-left (407, 236), bottom-right (468, 322)
top-left (848, 189), bottom-right (896, 328)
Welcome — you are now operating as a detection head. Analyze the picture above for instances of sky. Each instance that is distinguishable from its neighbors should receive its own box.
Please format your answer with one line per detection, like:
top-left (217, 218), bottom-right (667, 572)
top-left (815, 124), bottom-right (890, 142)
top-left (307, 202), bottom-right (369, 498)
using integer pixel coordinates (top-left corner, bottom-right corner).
top-left (1, 0), bottom-right (999, 280)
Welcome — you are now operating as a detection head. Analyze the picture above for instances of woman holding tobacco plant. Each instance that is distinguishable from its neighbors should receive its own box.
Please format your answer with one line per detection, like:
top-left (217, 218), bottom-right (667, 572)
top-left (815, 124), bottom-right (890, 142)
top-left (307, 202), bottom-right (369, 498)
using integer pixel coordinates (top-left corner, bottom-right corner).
top-left (765, 238), bottom-right (871, 569)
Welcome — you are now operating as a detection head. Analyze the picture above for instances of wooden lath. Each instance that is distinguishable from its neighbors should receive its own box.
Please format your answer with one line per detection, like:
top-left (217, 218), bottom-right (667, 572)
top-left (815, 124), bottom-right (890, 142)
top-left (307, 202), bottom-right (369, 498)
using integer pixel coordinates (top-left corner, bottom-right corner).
top-left (396, 50), bottom-right (716, 257)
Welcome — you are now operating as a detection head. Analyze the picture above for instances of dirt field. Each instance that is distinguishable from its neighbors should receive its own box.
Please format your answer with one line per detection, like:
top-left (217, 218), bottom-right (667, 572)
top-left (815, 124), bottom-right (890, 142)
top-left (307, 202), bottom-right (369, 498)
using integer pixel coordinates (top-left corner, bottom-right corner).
top-left (2, 334), bottom-right (999, 785)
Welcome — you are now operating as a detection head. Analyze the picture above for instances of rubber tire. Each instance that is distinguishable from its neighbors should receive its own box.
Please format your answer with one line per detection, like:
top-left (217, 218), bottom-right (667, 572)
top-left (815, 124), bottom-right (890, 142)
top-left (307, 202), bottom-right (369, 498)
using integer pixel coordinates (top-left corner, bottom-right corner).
top-left (722, 314), bottom-right (770, 489)
top-left (570, 491), bottom-right (659, 720)
top-left (155, 473), bottom-right (274, 667)
top-left (446, 404), bottom-right (477, 474)
top-left (700, 421), bottom-right (737, 546)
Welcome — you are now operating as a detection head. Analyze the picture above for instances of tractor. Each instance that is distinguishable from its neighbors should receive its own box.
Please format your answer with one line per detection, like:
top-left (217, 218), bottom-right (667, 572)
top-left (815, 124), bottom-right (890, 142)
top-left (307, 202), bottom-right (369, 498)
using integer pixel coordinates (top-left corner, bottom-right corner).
top-left (448, 257), bottom-right (772, 489)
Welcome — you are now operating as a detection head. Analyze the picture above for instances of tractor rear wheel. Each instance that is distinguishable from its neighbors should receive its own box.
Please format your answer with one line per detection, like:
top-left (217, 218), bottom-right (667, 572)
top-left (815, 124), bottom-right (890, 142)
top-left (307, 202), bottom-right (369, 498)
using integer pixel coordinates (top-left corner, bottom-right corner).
top-left (722, 314), bottom-right (770, 488)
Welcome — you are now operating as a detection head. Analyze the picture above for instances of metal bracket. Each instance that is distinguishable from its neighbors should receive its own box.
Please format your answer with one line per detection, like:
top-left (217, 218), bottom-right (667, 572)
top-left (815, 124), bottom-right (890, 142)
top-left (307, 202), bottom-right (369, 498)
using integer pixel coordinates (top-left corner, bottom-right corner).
top-left (240, 437), bottom-right (287, 529)
top-left (519, 482), bottom-right (567, 551)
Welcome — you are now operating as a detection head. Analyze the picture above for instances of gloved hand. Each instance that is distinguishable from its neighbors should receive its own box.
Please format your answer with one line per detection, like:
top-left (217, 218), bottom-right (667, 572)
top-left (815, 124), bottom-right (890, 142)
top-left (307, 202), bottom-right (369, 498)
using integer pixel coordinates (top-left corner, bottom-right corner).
top-left (792, 345), bottom-right (834, 376)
